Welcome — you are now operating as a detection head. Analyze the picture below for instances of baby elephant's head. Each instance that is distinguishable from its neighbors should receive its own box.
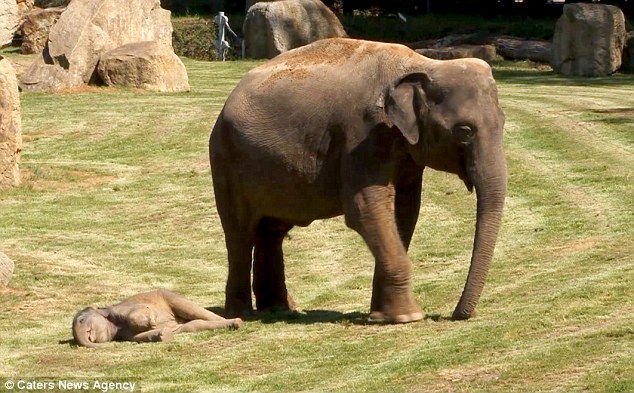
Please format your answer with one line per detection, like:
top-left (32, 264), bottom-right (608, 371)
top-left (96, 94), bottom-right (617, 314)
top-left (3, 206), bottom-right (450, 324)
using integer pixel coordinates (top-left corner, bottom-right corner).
top-left (72, 307), bottom-right (113, 348)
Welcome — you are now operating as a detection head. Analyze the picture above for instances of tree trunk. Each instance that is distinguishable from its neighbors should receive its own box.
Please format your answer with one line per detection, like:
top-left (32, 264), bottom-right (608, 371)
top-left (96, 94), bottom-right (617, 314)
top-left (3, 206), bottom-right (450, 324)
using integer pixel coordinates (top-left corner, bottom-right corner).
top-left (494, 36), bottom-right (552, 63)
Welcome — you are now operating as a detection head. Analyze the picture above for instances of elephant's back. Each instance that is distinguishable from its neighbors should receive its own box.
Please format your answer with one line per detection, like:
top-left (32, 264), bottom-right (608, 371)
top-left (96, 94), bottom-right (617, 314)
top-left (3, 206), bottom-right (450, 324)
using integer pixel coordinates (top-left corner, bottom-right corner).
top-left (241, 38), bottom-right (421, 95)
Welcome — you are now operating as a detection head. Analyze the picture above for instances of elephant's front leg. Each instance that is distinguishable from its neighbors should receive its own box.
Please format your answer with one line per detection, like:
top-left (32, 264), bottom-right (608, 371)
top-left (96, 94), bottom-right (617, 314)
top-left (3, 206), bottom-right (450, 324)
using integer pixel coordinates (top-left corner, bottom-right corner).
top-left (344, 185), bottom-right (422, 323)
top-left (224, 230), bottom-right (256, 318)
top-left (252, 218), bottom-right (297, 312)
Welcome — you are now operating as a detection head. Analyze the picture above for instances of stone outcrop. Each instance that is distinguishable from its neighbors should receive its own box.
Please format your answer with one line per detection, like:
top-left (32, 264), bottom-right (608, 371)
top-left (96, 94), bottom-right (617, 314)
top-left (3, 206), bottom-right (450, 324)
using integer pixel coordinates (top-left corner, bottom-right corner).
top-left (552, 3), bottom-right (626, 77)
top-left (0, 0), bottom-right (20, 47)
top-left (243, 0), bottom-right (347, 59)
top-left (97, 41), bottom-right (190, 92)
top-left (17, 6), bottom-right (65, 54)
top-left (20, 0), bottom-right (173, 92)
top-left (416, 45), bottom-right (497, 64)
top-left (0, 251), bottom-right (15, 287)
top-left (0, 56), bottom-right (21, 188)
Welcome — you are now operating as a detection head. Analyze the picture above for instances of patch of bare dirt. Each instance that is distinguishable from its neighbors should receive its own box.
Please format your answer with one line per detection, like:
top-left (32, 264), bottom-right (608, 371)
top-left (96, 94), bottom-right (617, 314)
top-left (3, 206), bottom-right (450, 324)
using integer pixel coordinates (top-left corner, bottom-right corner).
top-left (21, 168), bottom-right (115, 191)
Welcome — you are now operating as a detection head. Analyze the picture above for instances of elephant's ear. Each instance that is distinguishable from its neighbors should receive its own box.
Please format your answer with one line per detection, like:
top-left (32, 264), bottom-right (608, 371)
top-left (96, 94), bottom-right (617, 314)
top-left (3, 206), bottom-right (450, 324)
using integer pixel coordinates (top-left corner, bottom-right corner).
top-left (96, 308), bottom-right (110, 318)
top-left (383, 73), bottom-right (430, 145)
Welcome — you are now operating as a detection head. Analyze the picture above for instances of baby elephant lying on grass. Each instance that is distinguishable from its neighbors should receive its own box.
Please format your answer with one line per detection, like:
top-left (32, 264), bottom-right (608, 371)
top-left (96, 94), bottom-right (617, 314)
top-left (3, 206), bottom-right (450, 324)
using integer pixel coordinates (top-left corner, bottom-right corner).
top-left (72, 289), bottom-right (242, 348)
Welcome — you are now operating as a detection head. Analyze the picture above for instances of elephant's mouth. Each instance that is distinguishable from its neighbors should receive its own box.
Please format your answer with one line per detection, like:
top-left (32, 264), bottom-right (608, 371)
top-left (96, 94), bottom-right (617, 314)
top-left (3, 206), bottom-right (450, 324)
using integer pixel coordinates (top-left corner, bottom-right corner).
top-left (458, 154), bottom-right (474, 193)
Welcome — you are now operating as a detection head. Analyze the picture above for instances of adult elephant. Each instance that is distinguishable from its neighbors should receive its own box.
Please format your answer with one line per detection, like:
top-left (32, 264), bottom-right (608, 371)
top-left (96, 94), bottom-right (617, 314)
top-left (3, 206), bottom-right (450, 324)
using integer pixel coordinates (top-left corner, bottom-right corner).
top-left (209, 38), bottom-right (507, 323)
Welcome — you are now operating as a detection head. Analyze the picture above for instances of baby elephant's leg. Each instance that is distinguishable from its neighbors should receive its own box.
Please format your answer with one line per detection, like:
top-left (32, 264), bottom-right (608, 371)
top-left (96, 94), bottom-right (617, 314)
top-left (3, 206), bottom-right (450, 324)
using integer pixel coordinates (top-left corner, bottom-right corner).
top-left (128, 327), bottom-right (174, 343)
top-left (175, 318), bottom-right (243, 334)
top-left (159, 289), bottom-right (228, 322)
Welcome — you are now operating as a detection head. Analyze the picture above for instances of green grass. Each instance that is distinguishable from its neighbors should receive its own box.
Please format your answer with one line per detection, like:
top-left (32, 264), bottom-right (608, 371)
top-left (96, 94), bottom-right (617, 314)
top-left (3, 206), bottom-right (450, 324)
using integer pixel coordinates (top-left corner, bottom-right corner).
top-left (0, 56), bottom-right (632, 392)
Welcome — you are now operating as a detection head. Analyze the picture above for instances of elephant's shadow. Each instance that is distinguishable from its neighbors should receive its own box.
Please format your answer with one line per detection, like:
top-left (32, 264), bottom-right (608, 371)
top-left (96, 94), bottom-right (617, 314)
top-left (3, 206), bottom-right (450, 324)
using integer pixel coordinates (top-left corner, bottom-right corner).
top-left (207, 307), bottom-right (372, 325)
top-left (207, 307), bottom-right (451, 325)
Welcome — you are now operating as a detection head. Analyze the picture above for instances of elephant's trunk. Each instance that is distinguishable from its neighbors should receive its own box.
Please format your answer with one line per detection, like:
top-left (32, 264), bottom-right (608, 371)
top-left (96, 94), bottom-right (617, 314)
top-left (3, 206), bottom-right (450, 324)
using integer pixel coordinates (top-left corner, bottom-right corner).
top-left (72, 324), bottom-right (104, 349)
top-left (452, 144), bottom-right (507, 320)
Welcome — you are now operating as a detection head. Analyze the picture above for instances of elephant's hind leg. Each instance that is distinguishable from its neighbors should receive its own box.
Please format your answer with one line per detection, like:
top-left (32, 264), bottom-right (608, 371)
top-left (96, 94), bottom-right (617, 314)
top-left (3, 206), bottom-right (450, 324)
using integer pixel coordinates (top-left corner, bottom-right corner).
top-left (174, 318), bottom-right (243, 334)
top-left (253, 218), bottom-right (297, 312)
top-left (159, 289), bottom-right (228, 323)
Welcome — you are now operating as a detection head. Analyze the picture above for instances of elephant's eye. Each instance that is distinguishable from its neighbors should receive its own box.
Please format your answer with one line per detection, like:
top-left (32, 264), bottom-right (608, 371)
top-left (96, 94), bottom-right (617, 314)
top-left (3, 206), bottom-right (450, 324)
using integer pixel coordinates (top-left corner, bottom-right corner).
top-left (452, 125), bottom-right (475, 144)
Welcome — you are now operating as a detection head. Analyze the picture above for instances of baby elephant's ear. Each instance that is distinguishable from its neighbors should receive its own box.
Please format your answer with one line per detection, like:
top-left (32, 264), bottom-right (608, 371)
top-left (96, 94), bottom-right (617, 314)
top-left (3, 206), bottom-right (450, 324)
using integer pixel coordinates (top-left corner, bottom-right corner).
top-left (384, 73), bottom-right (430, 145)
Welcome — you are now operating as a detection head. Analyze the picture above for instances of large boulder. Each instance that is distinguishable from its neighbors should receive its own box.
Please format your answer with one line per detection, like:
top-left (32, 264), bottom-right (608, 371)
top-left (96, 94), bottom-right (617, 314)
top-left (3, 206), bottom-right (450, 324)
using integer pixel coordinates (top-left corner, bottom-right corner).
top-left (0, 0), bottom-right (20, 47)
top-left (0, 56), bottom-right (21, 188)
top-left (552, 3), bottom-right (626, 77)
top-left (244, 0), bottom-right (347, 59)
top-left (17, 6), bottom-right (65, 54)
top-left (20, 0), bottom-right (172, 92)
top-left (0, 251), bottom-right (15, 287)
top-left (97, 41), bottom-right (190, 92)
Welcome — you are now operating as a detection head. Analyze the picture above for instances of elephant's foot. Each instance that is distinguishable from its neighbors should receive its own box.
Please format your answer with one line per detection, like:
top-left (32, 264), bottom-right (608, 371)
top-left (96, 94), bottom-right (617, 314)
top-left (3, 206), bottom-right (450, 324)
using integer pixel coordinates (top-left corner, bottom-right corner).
top-left (225, 297), bottom-right (254, 319)
top-left (451, 308), bottom-right (476, 321)
top-left (369, 291), bottom-right (422, 324)
top-left (159, 327), bottom-right (175, 343)
top-left (256, 293), bottom-right (297, 313)
top-left (368, 310), bottom-right (423, 324)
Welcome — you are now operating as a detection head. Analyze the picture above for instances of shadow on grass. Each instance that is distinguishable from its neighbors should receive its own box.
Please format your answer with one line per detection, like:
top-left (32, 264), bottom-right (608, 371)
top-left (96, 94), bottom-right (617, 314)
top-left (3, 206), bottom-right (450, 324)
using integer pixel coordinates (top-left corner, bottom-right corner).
top-left (208, 307), bottom-right (371, 325)
top-left (208, 307), bottom-right (453, 325)
top-left (493, 68), bottom-right (634, 87)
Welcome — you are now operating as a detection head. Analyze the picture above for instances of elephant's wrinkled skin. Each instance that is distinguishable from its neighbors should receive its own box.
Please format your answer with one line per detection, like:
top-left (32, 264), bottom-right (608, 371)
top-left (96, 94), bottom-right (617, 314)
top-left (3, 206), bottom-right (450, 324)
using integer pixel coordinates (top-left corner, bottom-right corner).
top-left (210, 38), bottom-right (507, 323)
top-left (72, 289), bottom-right (242, 348)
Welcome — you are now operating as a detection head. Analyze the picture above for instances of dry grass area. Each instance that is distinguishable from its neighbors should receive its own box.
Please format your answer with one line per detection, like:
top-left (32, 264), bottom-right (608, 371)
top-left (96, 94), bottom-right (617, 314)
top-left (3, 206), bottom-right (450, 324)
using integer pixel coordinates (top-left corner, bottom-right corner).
top-left (0, 55), bottom-right (632, 393)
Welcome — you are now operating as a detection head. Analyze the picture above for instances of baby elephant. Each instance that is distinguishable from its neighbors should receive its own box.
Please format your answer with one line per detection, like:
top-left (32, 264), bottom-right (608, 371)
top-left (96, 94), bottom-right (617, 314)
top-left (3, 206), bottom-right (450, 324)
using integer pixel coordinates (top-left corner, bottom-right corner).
top-left (72, 289), bottom-right (242, 348)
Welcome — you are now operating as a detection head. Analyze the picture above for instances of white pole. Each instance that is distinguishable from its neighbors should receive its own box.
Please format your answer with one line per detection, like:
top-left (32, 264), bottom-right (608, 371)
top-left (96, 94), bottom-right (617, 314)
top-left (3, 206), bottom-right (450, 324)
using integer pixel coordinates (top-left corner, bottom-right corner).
top-left (215, 11), bottom-right (227, 61)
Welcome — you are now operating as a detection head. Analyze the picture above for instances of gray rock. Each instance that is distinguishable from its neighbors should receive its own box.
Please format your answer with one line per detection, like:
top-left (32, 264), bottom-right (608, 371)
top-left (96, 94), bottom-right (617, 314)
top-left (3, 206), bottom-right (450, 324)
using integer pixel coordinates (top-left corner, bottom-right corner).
top-left (244, 0), bottom-right (347, 59)
top-left (552, 3), bottom-right (626, 77)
